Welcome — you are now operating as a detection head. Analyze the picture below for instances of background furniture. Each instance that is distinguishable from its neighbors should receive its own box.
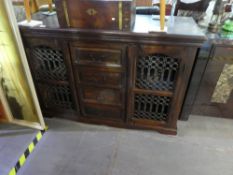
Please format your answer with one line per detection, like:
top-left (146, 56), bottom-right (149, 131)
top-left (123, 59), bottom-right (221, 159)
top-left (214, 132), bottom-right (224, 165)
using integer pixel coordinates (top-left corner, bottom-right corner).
top-left (136, 0), bottom-right (152, 6)
top-left (174, 0), bottom-right (211, 16)
top-left (181, 36), bottom-right (233, 120)
top-left (174, 0), bottom-right (212, 23)
top-left (12, 0), bottom-right (54, 14)
top-left (12, 0), bottom-right (46, 13)
top-left (12, 0), bottom-right (55, 21)
top-left (136, 6), bottom-right (160, 15)
top-left (153, 0), bottom-right (174, 15)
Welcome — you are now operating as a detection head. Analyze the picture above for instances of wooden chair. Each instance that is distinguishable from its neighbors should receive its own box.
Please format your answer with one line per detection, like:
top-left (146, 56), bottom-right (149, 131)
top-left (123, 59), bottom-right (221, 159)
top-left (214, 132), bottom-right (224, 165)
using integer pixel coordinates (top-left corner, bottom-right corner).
top-left (174, 0), bottom-right (211, 16)
top-left (12, 0), bottom-right (54, 13)
top-left (152, 0), bottom-right (174, 15)
top-left (136, 0), bottom-right (160, 15)
top-left (12, 0), bottom-right (38, 13)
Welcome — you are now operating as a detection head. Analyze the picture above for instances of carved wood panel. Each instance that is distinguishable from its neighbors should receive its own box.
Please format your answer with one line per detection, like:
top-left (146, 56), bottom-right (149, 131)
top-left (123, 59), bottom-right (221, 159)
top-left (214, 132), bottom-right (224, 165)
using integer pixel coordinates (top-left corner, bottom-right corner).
top-left (134, 94), bottom-right (171, 121)
top-left (37, 83), bottom-right (73, 109)
top-left (136, 54), bottom-right (179, 91)
top-left (31, 46), bottom-right (68, 81)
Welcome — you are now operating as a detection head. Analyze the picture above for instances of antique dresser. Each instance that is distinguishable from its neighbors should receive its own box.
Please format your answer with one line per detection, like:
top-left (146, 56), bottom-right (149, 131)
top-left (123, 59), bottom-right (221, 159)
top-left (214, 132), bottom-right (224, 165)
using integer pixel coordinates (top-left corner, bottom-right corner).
top-left (181, 34), bottom-right (233, 121)
top-left (19, 13), bottom-right (206, 134)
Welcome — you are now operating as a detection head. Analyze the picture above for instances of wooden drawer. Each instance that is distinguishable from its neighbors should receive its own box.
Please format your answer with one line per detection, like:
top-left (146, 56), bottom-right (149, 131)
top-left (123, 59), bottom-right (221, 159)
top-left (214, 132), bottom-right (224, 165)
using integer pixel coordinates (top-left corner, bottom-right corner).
top-left (71, 47), bottom-right (122, 67)
top-left (77, 67), bottom-right (122, 87)
top-left (82, 103), bottom-right (122, 120)
top-left (81, 86), bottom-right (122, 106)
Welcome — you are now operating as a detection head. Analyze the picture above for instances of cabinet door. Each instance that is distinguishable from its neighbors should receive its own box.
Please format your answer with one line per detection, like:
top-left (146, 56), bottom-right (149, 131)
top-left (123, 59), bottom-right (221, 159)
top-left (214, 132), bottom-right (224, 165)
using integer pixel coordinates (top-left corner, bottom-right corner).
top-left (24, 38), bottom-right (79, 118)
top-left (127, 45), bottom-right (197, 134)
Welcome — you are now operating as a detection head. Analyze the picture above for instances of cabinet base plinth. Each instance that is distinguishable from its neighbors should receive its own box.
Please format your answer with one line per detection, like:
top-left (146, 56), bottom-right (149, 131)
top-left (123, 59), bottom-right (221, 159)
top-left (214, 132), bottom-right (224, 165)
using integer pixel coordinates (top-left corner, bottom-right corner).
top-left (77, 116), bottom-right (177, 135)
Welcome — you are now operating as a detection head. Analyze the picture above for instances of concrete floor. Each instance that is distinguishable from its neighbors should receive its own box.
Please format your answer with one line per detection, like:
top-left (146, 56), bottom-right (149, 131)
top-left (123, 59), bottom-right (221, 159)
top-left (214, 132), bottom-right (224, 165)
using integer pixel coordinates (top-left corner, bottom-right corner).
top-left (7, 3), bottom-right (231, 174)
top-left (13, 115), bottom-right (233, 175)
top-left (0, 123), bottom-right (37, 175)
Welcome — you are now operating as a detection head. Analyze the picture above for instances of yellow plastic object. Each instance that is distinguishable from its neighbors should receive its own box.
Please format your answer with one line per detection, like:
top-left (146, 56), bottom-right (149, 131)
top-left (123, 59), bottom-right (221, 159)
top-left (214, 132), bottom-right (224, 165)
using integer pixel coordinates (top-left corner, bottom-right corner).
top-left (160, 0), bottom-right (166, 31)
top-left (24, 0), bottom-right (31, 22)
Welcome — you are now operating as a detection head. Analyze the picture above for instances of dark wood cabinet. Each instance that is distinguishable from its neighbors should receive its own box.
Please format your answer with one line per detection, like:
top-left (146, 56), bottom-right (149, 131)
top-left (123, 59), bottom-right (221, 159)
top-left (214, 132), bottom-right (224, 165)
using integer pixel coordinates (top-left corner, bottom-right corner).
top-left (20, 14), bottom-right (205, 134)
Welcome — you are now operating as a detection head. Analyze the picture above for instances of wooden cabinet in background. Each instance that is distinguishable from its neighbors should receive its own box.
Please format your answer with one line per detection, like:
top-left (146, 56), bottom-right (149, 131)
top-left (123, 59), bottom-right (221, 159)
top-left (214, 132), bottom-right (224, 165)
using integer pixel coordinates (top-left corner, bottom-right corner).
top-left (180, 38), bottom-right (233, 121)
top-left (191, 44), bottom-right (233, 119)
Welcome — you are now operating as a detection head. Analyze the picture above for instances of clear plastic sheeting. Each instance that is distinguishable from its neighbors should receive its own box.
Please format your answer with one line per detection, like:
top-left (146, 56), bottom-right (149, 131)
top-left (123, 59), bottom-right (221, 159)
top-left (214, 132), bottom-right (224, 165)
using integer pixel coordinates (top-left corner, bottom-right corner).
top-left (0, 1), bottom-right (42, 124)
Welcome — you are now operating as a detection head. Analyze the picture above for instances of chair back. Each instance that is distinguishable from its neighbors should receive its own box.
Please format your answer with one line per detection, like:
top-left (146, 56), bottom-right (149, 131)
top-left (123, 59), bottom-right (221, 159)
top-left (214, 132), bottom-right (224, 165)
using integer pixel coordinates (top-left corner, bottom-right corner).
top-left (174, 0), bottom-right (211, 15)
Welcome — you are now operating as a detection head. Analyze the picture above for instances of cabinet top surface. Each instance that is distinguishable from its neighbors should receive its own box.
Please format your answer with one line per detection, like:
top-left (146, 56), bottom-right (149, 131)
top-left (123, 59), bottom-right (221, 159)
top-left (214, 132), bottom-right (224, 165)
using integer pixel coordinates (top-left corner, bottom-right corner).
top-left (23, 13), bottom-right (205, 37)
top-left (20, 13), bottom-right (207, 46)
top-left (134, 15), bottom-right (205, 38)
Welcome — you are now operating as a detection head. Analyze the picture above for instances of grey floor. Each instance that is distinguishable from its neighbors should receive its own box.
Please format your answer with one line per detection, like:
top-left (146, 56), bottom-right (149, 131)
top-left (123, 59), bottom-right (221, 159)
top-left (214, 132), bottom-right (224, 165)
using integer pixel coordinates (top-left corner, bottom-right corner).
top-left (0, 123), bottom-right (37, 175)
top-left (13, 115), bottom-right (233, 175)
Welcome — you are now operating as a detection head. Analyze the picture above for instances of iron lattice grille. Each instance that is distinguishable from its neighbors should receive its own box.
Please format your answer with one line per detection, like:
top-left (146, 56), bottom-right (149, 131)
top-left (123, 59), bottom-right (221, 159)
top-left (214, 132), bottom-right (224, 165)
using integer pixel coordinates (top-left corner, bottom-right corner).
top-left (136, 54), bottom-right (179, 91)
top-left (134, 94), bottom-right (171, 121)
top-left (38, 83), bottom-right (73, 109)
top-left (31, 46), bottom-right (68, 81)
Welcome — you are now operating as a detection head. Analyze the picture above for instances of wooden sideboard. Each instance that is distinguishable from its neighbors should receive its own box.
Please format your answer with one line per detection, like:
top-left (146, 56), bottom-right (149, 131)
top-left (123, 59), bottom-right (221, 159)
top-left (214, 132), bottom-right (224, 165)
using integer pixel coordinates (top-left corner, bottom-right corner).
top-left (181, 35), bottom-right (233, 120)
top-left (19, 14), bottom-right (206, 134)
